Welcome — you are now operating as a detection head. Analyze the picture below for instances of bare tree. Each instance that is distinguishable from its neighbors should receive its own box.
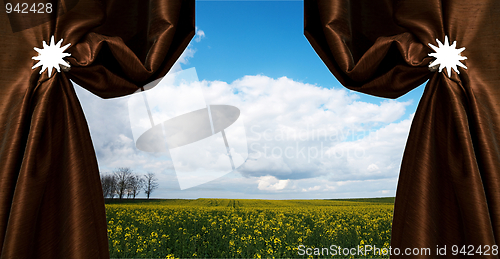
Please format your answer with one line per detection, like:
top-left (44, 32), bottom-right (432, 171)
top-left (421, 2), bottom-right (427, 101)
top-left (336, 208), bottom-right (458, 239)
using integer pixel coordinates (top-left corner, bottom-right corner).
top-left (109, 179), bottom-right (117, 198)
top-left (143, 172), bottom-right (159, 199)
top-left (127, 175), bottom-right (144, 199)
top-left (100, 173), bottom-right (116, 199)
top-left (114, 167), bottom-right (133, 199)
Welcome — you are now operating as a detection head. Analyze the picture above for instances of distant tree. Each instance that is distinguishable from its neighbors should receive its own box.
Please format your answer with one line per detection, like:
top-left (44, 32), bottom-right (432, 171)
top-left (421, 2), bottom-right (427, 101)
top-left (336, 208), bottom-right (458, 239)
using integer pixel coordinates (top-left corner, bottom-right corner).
top-left (109, 178), bottom-right (117, 198)
top-left (127, 174), bottom-right (144, 199)
top-left (143, 172), bottom-right (159, 199)
top-left (114, 167), bottom-right (133, 199)
top-left (100, 173), bottom-right (116, 199)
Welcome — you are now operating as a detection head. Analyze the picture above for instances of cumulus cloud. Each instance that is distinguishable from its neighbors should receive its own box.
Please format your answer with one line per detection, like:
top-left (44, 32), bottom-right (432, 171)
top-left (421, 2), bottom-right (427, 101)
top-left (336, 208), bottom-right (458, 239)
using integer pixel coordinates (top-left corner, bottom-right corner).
top-left (195, 27), bottom-right (206, 42)
top-left (170, 27), bottom-right (206, 73)
top-left (73, 84), bottom-right (175, 175)
top-left (195, 75), bottom-right (412, 184)
top-left (177, 48), bottom-right (196, 65)
top-left (257, 176), bottom-right (289, 191)
top-left (74, 66), bottom-right (415, 198)
top-left (367, 164), bottom-right (380, 172)
top-left (302, 185), bottom-right (321, 192)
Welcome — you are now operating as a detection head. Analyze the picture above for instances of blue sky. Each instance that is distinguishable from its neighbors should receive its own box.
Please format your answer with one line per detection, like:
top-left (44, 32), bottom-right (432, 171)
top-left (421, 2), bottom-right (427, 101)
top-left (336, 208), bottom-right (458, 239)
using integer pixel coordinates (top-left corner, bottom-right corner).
top-left (191, 1), bottom-right (425, 119)
top-left (75, 0), bottom-right (427, 199)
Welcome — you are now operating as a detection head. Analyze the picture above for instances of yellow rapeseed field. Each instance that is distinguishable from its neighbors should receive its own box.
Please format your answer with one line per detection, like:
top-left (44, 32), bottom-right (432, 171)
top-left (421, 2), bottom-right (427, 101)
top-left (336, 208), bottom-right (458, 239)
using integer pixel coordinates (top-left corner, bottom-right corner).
top-left (105, 198), bottom-right (393, 258)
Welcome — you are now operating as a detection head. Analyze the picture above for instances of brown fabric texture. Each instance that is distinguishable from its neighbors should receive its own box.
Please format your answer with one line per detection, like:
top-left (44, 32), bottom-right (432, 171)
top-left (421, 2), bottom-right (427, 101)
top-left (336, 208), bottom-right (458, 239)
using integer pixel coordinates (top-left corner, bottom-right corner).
top-left (0, 1), bottom-right (194, 258)
top-left (305, 0), bottom-right (500, 258)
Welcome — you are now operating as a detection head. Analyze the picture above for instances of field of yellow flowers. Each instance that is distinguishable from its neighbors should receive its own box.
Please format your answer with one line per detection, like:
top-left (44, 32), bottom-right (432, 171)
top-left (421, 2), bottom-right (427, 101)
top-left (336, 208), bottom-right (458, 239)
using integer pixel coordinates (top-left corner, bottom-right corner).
top-left (105, 198), bottom-right (393, 258)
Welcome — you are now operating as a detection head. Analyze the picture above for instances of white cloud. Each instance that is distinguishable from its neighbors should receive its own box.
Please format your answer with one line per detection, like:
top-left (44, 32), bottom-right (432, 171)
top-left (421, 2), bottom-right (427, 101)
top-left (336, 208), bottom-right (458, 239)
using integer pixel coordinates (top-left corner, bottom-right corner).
top-left (193, 75), bottom-right (412, 184)
top-left (367, 164), bottom-right (379, 172)
top-left (301, 185), bottom-right (321, 192)
top-left (257, 176), bottom-right (289, 191)
top-left (177, 48), bottom-right (196, 65)
top-left (74, 59), bottom-right (415, 198)
top-left (73, 85), bottom-right (176, 175)
top-left (170, 27), bottom-right (206, 72)
top-left (195, 27), bottom-right (205, 42)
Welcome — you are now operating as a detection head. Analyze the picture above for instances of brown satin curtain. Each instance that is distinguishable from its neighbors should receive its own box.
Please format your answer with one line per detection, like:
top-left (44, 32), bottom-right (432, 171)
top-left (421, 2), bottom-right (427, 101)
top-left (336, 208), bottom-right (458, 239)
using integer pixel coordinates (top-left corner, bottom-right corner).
top-left (305, 0), bottom-right (500, 257)
top-left (0, 0), bottom-right (194, 258)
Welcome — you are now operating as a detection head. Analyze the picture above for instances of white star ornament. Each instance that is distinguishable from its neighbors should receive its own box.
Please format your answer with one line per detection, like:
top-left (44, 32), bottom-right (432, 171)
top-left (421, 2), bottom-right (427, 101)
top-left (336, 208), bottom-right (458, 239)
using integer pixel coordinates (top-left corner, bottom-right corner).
top-left (428, 35), bottom-right (467, 77)
top-left (32, 36), bottom-right (71, 78)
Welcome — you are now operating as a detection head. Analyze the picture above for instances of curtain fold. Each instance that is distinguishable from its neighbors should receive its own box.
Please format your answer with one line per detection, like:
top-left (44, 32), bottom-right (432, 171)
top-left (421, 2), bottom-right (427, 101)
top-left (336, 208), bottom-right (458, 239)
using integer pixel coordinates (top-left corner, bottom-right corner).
top-left (305, 0), bottom-right (500, 257)
top-left (0, 1), bottom-right (194, 258)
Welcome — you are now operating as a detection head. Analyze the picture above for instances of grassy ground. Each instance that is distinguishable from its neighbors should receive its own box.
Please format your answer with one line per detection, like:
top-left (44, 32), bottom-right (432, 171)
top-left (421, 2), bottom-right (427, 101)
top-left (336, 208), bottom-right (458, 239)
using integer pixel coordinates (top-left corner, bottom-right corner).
top-left (105, 198), bottom-right (394, 258)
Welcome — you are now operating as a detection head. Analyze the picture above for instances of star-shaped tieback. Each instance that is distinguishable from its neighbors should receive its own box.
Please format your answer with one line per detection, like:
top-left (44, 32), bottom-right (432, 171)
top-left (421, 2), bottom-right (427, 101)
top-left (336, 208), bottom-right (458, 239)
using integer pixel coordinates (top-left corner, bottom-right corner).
top-left (428, 36), bottom-right (467, 77)
top-left (32, 36), bottom-right (71, 77)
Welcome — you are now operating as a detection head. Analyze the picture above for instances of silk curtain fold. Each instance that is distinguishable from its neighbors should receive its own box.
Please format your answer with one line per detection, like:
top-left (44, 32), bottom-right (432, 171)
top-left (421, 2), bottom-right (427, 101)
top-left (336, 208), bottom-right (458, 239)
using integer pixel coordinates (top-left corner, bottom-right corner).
top-left (305, 0), bottom-right (500, 257)
top-left (0, 1), bottom-right (194, 258)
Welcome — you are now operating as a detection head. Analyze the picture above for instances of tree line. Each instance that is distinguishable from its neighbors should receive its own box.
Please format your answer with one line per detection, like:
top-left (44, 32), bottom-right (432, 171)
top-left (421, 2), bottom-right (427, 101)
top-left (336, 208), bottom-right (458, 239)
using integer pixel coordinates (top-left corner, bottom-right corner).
top-left (100, 167), bottom-right (159, 199)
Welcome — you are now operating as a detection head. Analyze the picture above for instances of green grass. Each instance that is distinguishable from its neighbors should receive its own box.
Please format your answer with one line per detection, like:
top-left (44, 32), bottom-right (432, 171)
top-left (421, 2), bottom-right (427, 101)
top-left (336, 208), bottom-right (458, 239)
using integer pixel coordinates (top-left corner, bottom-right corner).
top-left (105, 197), bottom-right (395, 205)
top-left (331, 197), bottom-right (395, 204)
top-left (106, 198), bottom-right (394, 258)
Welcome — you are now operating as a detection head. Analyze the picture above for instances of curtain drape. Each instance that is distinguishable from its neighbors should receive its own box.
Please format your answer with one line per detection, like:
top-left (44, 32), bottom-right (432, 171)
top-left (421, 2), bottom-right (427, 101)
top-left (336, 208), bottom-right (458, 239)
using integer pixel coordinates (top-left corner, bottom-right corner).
top-left (0, 1), bottom-right (194, 258)
top-left (305, 0), bottom-right (500, 257)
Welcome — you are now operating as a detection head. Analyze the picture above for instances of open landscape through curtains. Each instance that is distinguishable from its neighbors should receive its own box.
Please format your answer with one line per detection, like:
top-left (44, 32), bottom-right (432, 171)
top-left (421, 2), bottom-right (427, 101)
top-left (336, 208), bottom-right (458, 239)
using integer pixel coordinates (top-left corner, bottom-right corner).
top-left (305, 0), bottom-right (500, 257)
top-left (0, 0), bottom-right (194, 258)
